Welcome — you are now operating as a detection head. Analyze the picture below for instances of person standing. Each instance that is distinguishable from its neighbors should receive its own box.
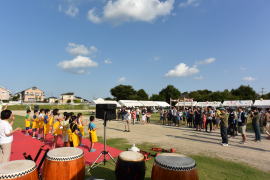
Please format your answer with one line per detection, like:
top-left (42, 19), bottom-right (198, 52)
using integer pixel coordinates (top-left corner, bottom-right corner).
top-left (131, 110), bottom-right (136, 125)
top-left (206, 107), bottom-right (213, 132)
top-left (264, 109), bottom-right (270, 139)
top-left (88, 116), bottom-right (98, 152)
top-left (0, 110), bottom-right (21, 163)
top-left (194, 108), bottom-right (202, 131)
top-left (136, 108), bottom-right (140, 122)
top-left (219, 108), bottom-right (229, 146)
top-left (251, 108), bottom-right (261, 142)
top-left (124, 109), bottom-right (131, 132)
top-left (238, 108), bottom-right (247, 144)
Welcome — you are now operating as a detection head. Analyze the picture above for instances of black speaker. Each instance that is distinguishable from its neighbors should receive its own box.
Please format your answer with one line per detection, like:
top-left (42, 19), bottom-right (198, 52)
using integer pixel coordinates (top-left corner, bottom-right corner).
top-left (34, 105), bottom-right (39, 111)
top-left (96, 104), bottom-right (116, 120)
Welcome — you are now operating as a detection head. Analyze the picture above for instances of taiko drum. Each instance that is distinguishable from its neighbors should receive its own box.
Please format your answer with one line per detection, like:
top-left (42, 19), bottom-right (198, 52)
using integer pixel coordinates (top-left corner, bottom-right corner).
top-left (151, 153), bottom-right (199, 180)
top-left (115, 151), bottom-right (146, 180)
top-left (42, 147), bottom-right (85, 180)
top-left (0, 160), bottom-right (38, 180)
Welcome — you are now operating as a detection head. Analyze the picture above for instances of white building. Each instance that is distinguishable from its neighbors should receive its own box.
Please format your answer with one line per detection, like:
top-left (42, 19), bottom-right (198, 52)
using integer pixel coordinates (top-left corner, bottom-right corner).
top-left (0, 87), bottom-right (11, 101)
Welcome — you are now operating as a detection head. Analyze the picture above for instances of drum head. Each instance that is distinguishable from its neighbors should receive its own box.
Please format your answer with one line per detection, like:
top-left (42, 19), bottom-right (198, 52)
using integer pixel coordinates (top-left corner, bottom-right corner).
top-left (119, 151), bottom-right (144, 162)
top-left (47, 147), bottom-right (84, 161)
top-left (154, 153), bottom-right (196, 171)
top-left (0, 160), bottom-right (36, 179)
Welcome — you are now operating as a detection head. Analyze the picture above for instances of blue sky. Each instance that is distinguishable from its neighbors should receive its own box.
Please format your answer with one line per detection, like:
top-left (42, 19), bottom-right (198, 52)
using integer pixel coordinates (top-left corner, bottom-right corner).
top-left (0, 0), bottom-right (270, 100)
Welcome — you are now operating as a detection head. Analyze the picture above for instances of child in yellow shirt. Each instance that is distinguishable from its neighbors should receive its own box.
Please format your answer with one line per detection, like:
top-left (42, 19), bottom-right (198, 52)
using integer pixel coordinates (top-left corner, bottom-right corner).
top-left (25, 110), bottom-right (31, 135)
top-left (88, 116), bottom-right (98, 152)
top-left (52, 114), bottom-right (63, 149)
top-left (32, 110), bottom-right (39, 138)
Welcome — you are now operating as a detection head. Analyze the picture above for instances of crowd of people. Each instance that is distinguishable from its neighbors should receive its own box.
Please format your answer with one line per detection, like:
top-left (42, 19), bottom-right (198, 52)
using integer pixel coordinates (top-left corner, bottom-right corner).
top-left (117, 107), bottom-right (153, 132)
top-left (159, 106), bottom-right (270, 146)
top-left (0, 107), bottom-right (98, 163)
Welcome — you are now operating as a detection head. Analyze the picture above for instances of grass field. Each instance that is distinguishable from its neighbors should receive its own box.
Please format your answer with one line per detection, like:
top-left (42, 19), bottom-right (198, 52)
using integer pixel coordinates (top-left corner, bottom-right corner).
top-left (6, 104), bottom-right (95, 110)
top-left (12, 115), bottom-right (270, 179)
top-left (88, 138), bottom-right (270, 180)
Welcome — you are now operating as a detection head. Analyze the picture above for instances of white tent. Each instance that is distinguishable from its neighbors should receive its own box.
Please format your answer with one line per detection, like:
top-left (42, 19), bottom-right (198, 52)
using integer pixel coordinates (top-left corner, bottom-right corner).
top-left (175, 101), bottom-right (197, 107)
top-left (118, 100), bottom-right (143, 107)
top-left (253, 100), bottom-right (270, 108)
top-left (155, 101), bottom-right (171, 107)
top-left (139, 101), bottom-right (158, 107)
top-left (92, 98), bottom-right (121, 107)
top-left (196, 101), bottom-right (222, 107)
top-left (222, 100), bottom-right (253, 107)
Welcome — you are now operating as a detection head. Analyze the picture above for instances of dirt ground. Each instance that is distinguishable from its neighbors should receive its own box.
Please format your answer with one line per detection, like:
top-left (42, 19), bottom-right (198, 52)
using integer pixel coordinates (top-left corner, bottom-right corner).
top-left (13, 110), bottom-right (270, 172)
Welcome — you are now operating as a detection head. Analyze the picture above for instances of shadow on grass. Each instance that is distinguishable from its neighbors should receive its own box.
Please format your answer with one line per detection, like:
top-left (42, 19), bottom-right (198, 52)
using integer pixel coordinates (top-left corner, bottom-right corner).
top-left (167, 134), bottom-right (270, 152)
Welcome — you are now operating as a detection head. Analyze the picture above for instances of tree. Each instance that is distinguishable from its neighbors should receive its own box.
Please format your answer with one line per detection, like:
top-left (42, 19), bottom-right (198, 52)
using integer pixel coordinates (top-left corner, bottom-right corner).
top-left (136, 89), bottom-right (149, 100)
top-left (104, 97), bottom-right (115, 100)
top-left (159, 85), bottom-right (181, 103)
top-left (231, 85), bottom-right (258, 100)
top-left (110, 84), bottom-right (137, 101)
top-left (150, 94), bottom-right (164, 101)
top-left (12, 94), bottom-right (20, 101)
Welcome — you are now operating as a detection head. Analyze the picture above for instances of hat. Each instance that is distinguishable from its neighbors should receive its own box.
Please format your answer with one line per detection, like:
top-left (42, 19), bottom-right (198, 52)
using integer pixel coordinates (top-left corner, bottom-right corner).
top-left (219, 108), bottom-right (226, 111)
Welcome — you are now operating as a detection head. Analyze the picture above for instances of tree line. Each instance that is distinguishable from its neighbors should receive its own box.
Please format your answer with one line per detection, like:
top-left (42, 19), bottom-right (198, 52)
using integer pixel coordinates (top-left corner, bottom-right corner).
top-left (108, 84), bottom-right (270, 103)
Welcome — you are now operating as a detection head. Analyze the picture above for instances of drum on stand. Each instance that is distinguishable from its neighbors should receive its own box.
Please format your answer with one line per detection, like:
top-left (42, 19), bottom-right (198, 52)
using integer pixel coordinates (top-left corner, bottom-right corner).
top-left (42, 147), bottom-right (85, 180)
top-left (115, 151), bottom-right (146, 180)
top-left (151, 153), bottom-right (199, 180)
top-left (0, 160), bottom-right (38, 180)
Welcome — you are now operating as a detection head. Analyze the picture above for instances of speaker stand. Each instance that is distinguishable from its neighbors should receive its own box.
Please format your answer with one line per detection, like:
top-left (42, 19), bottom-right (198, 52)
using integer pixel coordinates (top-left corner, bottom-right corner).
top-left (90, 112), bottom-right (116, 170)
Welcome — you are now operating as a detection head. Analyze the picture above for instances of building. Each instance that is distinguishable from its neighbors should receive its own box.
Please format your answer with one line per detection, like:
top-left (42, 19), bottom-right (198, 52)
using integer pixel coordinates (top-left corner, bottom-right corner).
top-left (0, 87), bottom-right (11, 101)
top-left (48, 97), bottom-right (58, 104)
top-left (60, 92), bottom-right (75, 104)
top-left (19, 87), bottom-right (45, 102)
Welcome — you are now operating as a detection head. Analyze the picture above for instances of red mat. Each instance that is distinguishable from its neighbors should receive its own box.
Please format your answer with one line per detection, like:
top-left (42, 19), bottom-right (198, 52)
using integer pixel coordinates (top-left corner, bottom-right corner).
top-left (11, 131), bottom-right (122, 165)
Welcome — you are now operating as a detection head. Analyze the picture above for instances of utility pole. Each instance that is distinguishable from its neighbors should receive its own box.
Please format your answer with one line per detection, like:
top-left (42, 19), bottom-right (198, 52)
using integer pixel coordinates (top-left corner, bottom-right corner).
top-left (261, 88), bottom-right (265, 97)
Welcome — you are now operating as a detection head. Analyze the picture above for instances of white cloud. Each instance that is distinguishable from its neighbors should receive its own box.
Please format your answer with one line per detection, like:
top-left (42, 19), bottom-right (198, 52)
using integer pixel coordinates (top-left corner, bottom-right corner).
top-left (66, 43), bottom-right (98, 56)
top-left (165, 63), bottom-right (199, 77)
top-left (88, 9), bottom-right (103, 23)
top-left (104, 59), bottom-right (112, 64)
top-left (196, 58), bottom-right (216, 65)
top-left (65, 5), bottom-right (79, 17)
top-left (59, 4), bottom-right (79, 17)
top-left (58, 56), bottom-right (98, 74)
top-left (118, 77), bottom-right (126, 83)
top-left (194, 75), bottom-right (204, 80)
top-left (179, 0), bottom-right (200, 8)
top-left (88, 0), bottom-right (175, 24)
top-left (242, 76), bottom-right (255, 82)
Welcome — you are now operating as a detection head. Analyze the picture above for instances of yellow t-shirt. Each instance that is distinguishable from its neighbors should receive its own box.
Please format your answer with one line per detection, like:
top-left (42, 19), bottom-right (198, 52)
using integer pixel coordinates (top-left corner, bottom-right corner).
top-left (32, 117), bottom-right (38, 129)
top-left (25, 114), bottom-right (31, 128)
top-left (53, 121), bottom-right (62, 135)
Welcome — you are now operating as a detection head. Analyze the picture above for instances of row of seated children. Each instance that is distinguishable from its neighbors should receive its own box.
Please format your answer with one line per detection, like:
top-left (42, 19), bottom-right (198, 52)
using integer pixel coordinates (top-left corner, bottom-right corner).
top-left (25, 109), bottom-right (98, 152)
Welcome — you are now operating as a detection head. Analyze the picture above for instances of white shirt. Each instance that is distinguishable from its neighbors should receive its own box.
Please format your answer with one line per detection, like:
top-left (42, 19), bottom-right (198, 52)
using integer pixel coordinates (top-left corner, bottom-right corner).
top-left (0, 119), bottom-right (13, 144)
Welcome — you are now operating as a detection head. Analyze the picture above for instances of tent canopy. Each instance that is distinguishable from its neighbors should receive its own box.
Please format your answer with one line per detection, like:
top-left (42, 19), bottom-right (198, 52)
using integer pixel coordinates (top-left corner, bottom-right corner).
top-left (92, 98), bottom-right (121, 107)
top-left (119, 100), bottom-right (170, 107)
top-left (175, 101), bottom-right (197, 107)
top-left (222, 100), bottom-right (253, 107)
top-left (196, 101), bottom-right (222, 107)
top-left (253, 100), bottom-right (270, 107)
top-left (155, 101), bottom-right (170, 107)
top-left (138, 101), bottom-right (158, 107)
top-left (118, 100), bottom-right (143, 107)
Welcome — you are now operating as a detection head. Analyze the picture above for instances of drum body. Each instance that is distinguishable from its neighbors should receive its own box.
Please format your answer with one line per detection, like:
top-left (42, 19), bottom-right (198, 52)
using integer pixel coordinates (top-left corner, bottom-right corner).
top-left (0, 160), bottom-right (38, 180)
top-left (151, 153), bottom-right (199, 180)
top-left (115, 151), bottom-right (145, 180)
top-left (42, 147), bottom-right (85, 180)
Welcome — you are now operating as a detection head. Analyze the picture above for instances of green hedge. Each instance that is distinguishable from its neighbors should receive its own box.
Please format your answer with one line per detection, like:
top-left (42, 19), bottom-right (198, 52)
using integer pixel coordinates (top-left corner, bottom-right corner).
top-left (7, 104), bottom-right (95, 110)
